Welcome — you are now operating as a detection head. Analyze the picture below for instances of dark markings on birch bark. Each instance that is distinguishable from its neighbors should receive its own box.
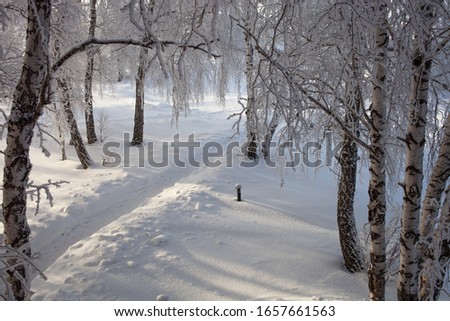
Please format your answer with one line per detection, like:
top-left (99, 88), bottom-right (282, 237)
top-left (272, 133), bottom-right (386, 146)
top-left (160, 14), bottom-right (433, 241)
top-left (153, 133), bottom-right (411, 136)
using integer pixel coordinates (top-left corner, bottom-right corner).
top-left (397, 0), bottom-right (435, 301)
top-left (2, 0), bottom-right (51, 300)
top-left (367, 1), bottom-right (388, 300)
top-left (84, 0), bottom-right (98, 144)
top-left (58, 78), bottom-right (93, 169)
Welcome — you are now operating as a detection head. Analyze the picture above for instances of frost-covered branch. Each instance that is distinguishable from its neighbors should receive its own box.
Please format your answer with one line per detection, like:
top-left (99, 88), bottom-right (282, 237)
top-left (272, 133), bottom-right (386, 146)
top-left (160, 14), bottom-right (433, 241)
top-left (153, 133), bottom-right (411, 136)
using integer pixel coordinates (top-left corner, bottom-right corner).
top-left (1, 108), bottom-right (62, 158)
top-left (232, 15), bottom-right (371, 151)
top-left (35, 122), bottom-right (60, 158)
top-left (0, 245), bottom-right (46, 301)
top-left (227, 98), bottom-right (246, 139)
top-left (51, 37), bottom-right (219, 75)
top-left (26, 179), bottom-right (69, 215)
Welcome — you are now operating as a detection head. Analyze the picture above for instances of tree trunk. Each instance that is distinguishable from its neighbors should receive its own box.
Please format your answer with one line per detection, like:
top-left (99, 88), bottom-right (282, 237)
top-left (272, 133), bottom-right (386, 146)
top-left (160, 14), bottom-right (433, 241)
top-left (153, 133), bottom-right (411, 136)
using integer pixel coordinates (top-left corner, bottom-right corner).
top-left (57, 115), bottom-right (67, 161)
top-left (58, 78), bottom-right (93, 169)
top-left (337, 135), bottom-right (364, 272)
top-left (336, 11), bottom-right (364, 274)
top-left (397, 2), bottom-right (434, 301)
top-left (131, 43), bottom-right (148, 146)
top-left (367, 1), bottom-right (388, 301)
top-left (53, 30), bottom-right (93, 169)
top-left (433, 189), bottom-right (450, 300)
top-left (244, 11), bottom-right (257, 160)
top-left (419, 187), bottom-right (450, 300)
top-left (418, 115), bottom-right (450, 300)
top-left (261, 109), bottom-right (279, 160)
top-left (419, 114), bottom-right (450, 252)
top-left (84, 0), bottom-right (98, 144)
top-left (2, 0), bottom-right (51, 300)
top-left (337, 80), bottom-right (364, 273)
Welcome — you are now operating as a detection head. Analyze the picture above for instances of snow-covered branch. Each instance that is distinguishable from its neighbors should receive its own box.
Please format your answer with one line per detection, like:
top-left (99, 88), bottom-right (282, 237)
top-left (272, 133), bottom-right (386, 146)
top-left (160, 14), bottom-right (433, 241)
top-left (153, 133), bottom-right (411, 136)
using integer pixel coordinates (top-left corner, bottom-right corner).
top-left (0, 245), bottom-right (46, 300)
top-left (26, 179), bottom-right (69, 216)
top-left (51, 37), bottom-right (219, 75)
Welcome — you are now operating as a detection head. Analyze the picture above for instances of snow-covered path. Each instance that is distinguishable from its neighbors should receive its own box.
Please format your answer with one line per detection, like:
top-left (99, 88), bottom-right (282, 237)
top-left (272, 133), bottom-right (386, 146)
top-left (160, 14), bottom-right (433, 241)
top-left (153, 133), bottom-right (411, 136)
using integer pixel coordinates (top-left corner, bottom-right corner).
top-left (2, 84), bottom-right (397, 300)
top-left (31, 161), bottom-right (371, 301)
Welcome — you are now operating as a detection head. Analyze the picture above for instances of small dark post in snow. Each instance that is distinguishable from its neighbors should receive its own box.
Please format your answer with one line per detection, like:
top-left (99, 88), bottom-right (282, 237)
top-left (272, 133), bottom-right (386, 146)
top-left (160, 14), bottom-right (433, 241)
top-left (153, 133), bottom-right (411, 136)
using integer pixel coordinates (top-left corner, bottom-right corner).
top-left (235, 184), bottom-right (242, 202)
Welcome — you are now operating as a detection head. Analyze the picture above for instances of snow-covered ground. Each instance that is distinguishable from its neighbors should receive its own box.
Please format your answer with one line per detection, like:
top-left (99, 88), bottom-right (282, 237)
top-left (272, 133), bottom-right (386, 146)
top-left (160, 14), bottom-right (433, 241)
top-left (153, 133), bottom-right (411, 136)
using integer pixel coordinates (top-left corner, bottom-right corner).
top-left (2, 83), bottom-right (407, 300)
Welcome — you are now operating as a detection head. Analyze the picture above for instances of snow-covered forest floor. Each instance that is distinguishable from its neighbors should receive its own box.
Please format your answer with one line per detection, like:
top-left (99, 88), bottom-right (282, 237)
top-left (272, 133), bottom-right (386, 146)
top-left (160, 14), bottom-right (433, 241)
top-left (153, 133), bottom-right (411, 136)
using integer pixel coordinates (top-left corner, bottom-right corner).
top-left (1, 83), bottom-right (419, 301)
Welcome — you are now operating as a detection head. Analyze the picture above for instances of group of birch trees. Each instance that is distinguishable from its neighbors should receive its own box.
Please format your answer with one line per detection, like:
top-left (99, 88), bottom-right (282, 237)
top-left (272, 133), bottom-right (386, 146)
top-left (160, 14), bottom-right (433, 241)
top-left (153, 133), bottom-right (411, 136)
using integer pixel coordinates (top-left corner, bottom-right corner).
top-left (236, 0), bottom-right (449, 301)
top-left (0, 0), bottom-right (449, 301)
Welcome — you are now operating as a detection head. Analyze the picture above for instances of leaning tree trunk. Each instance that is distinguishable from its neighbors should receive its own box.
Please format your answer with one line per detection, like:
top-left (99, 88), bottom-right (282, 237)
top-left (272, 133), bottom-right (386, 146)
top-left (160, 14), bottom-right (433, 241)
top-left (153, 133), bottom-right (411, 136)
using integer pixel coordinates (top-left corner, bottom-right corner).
top-left (418, 115), bottom-right (450, 300)
top-left (2, 0), bottom-right (51, 300)
top-left (337, 134), bottom-right (364, 273)
top-left (367, 1), bottom-right (388, 301)
top-left (397, 2), bottom-right (434, 301)
top-left (53, 33), bottom-right (93, 169)
top-left (336, 11), bottom-right (364, 274)
top-left (131, 42), bottom-right (148, 146)
top-left (58, 78), bottom-right (93, 169)
top-left (84, 0), bottom-right (98, 144)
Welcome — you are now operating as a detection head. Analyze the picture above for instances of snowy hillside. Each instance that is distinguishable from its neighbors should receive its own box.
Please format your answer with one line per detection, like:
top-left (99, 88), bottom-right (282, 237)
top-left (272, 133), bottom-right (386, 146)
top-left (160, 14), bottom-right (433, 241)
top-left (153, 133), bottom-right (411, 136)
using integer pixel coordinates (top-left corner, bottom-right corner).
top-left (3, 84), bottom-right (401, 300)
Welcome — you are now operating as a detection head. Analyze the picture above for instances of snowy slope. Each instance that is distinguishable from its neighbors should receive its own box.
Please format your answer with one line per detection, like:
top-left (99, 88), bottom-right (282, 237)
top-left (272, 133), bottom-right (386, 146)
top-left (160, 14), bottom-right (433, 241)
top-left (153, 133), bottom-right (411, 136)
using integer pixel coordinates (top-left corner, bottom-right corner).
top-left (2, 84), bottom-right (401, 300)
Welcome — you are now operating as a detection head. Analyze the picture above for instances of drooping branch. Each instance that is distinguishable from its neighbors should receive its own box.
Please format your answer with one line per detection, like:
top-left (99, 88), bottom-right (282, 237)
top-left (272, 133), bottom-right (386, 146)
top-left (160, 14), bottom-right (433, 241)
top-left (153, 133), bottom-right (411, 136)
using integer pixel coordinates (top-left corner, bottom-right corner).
top-left (232, 18), bottom-right (371, 151)
top-left (51, 37), bottom-right (219, 75)
top-left (34, 36), bottom-right (220, 120)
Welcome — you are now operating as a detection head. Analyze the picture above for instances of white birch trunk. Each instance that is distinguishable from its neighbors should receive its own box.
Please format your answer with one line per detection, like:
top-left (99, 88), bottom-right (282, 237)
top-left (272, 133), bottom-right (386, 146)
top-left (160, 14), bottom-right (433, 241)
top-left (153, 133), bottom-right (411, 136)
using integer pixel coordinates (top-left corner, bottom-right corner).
top-left (418, 115), bottom-right (450, 300)
top-left (84, 0), bottom-right (98, 144)
top-left (397, 1), bottom-right (434, 301)
top-left (419, 114), bottom-right (450, 255)
top-left (2, 0), bottom-right (51, 300)
top-left (367, 1), bottom-right (388, 301)
top-left (53, 35), bottom-right (93, 169)
top-left (419, 187), bottom-right (450, 300)
top-left (244, 6), bottom-right (257, 160)
top-left (58, 77), bottom-right (93, 169)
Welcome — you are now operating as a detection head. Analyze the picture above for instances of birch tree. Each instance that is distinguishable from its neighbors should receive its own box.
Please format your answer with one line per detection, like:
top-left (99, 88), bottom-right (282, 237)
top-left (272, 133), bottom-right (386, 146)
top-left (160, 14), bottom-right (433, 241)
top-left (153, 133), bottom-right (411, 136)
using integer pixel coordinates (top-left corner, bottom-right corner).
top-left (230, 0), bottom-right (286, 161)
top-left (57, 76), bottom-right (93, 169)
top-left (52, 1), bottom-right (93, 168)
top-left (129, 0), bottom-right (151, 146)
top-left (232, 0), bottom-right (370, 276)
top-left (84, 0), bottom-right (98, 144)
top-left (334, 3), bottom-right (367, 274)
top-left (243, 1), bottom-right (257, 160)
top-left (127, 0), bottom-right (223, 144)
top-left (2, 0), bottom-right (224, 299)
top-left (2, 0), bottom-right (51, 300)
top-left (419, 115), bottom-right (450, 300)
top-left (397, 0), bottom-right (442, 301)
top-left (367, 0), bottom-right (388, 301)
